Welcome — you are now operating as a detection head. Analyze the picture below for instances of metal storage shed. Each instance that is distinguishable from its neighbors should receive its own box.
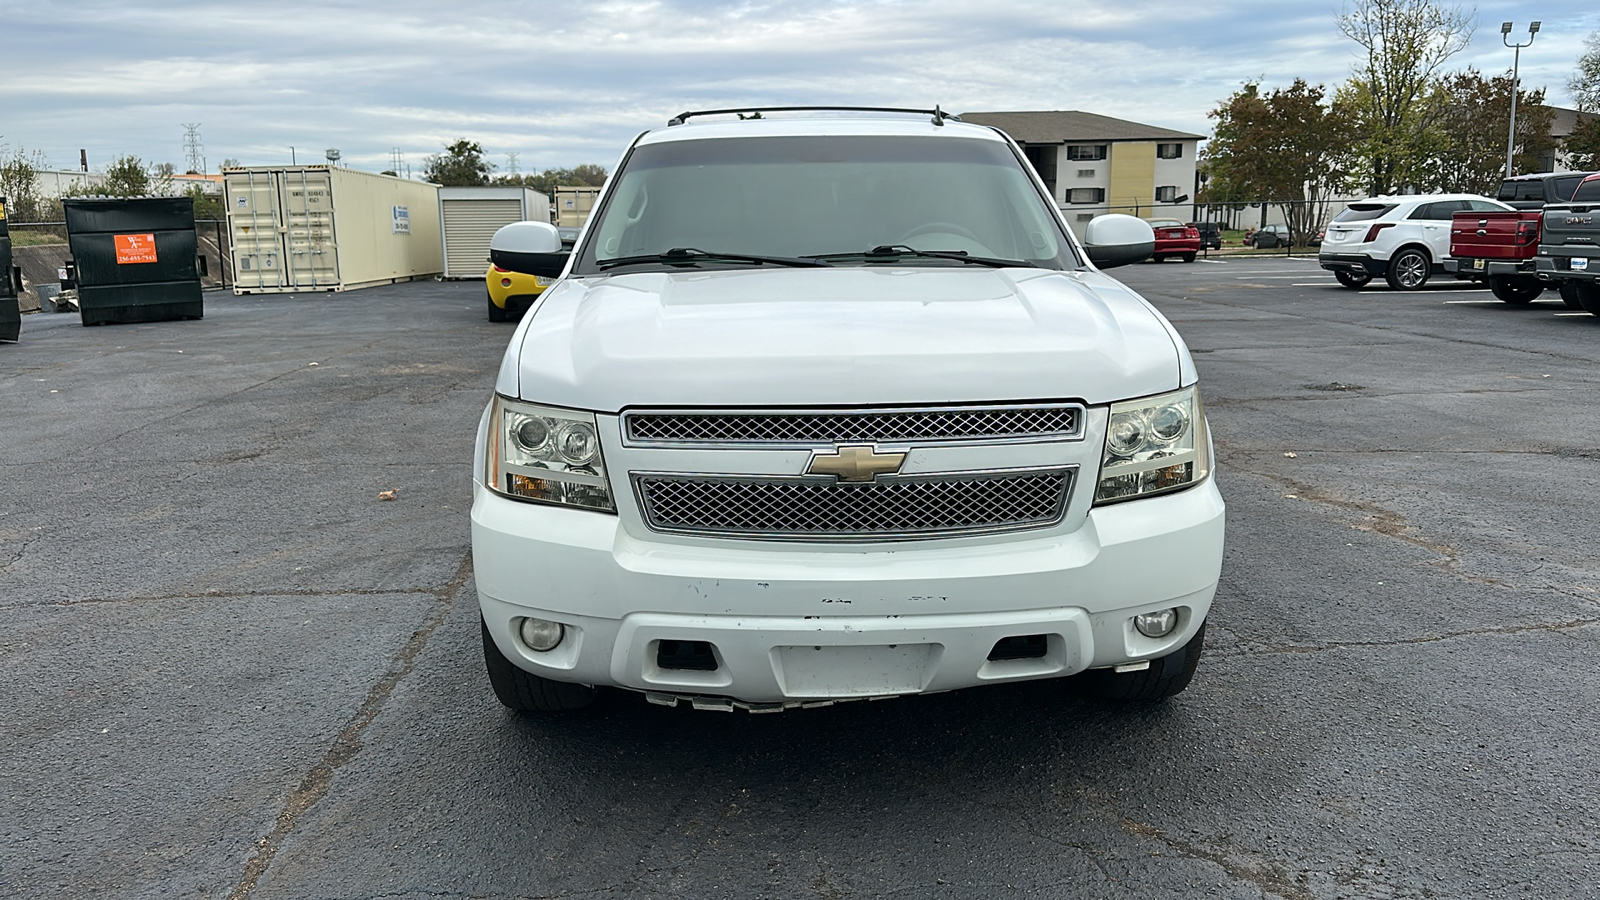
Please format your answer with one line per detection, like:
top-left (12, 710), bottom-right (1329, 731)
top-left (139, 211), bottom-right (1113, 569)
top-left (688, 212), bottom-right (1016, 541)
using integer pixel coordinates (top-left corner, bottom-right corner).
top-left (224, 166), bottom-right (442, 294)
top-left (438, 187), bottom-right (551, 280)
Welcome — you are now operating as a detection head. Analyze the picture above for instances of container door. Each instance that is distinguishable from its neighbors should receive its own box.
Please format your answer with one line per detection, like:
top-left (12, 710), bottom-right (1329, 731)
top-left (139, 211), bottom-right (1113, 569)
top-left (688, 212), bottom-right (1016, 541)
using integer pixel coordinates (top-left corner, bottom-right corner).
top-left (281, 170), bottom-right (339, 289)
top-left (442, 198), bottom-right (523, 278)
top-left (227, 172), bottom-right (287, 290)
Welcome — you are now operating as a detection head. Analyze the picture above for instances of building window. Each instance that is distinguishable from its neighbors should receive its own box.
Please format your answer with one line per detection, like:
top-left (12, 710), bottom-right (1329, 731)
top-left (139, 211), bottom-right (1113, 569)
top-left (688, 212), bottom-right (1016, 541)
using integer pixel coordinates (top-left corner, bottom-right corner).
top-left (1022, 144), bottom-right (1057, 195)
top-left (1065, 145), bottom-right (1107, 161)
top-left (1155, 186), bottom-right (1178, 202)
top-left (1068, 188), bottom-right (1106, 204)
top-left (1156, 143), bottom-right (1183, 159)
top-left (1076, 168), bottom-right (1096, 178)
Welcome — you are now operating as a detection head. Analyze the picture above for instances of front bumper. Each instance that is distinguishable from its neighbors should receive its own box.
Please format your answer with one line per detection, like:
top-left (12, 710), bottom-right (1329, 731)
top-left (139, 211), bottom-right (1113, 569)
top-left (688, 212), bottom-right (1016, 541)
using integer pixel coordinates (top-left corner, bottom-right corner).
top-left (472, 478), bottom-right (1225, 704)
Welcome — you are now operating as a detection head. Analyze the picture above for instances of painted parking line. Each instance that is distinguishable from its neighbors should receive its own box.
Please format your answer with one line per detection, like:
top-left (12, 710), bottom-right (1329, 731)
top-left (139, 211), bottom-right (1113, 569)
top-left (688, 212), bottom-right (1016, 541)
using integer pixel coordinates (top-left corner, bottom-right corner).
top-left (1554, 312), bottom-right (1594, 317)
top-left (1358, 289), bottom-right (1485, 295)
top-left (1444, 299), bottom-right (1502, 304)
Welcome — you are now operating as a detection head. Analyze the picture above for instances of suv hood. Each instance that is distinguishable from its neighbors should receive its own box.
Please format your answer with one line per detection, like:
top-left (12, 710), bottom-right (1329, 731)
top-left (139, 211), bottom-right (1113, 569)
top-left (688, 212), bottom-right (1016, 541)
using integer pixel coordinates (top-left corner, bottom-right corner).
top-left (504, 268), bottom-right (1186, 410)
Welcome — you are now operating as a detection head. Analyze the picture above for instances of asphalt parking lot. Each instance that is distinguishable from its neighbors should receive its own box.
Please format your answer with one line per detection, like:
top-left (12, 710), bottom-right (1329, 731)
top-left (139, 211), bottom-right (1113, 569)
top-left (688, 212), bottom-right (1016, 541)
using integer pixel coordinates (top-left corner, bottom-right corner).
top-left (3, 259), bottom-right (1598, 900)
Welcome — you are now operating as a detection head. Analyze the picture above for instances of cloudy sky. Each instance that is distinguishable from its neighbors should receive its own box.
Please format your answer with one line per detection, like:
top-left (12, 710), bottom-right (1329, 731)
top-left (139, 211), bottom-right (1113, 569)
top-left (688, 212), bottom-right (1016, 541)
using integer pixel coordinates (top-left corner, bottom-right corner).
top-left (4, 0), bottom-right (1597, 177)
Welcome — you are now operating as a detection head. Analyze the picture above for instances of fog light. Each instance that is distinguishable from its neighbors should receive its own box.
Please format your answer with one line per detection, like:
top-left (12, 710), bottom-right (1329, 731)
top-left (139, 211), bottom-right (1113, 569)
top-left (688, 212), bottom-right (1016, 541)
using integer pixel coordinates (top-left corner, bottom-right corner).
top-left (1134, 609), bottom-right (1178, 638)
top-left (519, 617), bottom-right (565, 651)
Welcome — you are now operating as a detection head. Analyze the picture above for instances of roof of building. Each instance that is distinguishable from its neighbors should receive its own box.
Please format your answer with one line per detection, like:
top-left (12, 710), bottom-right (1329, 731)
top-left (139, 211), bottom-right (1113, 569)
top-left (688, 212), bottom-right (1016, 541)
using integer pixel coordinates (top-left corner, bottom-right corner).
top-left (1548, 105), bottom-right (1599, 138)
top-left (959, 110), bottom-right (1204, 144)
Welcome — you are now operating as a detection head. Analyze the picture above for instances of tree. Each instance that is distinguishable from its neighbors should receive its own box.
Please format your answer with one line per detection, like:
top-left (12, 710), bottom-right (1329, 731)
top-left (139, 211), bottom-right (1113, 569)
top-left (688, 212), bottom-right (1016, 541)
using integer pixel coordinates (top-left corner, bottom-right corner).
top-left (1337, 0), bottom-right (1474, 194)
top-left (1202, 80), bottom-right (1354, 243)
top-left (0, 147), bottom-right (51, 222)
top-left (493, 164), bottom-right (608, 196)
top-left (1565, 30), bottom-right (1600, 170)
top-left (1566, 116), bottom-right (1600, 171)
top-left (1569, 30), bottom-right (1600, 113)
top-left (102, 155), bottom-right (153, 196)
top-left (423, 139), bottom-right (493, 186)
top-left (1423, 70), bottom-right (1555, 192)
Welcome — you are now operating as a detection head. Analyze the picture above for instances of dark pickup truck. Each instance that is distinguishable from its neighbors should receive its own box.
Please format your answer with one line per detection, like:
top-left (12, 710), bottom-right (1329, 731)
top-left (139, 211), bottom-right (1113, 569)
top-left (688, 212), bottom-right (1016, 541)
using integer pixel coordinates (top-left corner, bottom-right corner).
top-left (1535, 174), bottom-right (1600, 316)
top-left (1495, 171), bottom-right (1594, 209)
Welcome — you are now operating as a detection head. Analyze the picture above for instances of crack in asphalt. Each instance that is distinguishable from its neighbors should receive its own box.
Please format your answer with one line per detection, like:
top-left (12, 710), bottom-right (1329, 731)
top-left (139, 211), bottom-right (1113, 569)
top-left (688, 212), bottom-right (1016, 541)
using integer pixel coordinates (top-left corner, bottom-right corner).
top-left (1116, 817), bottom-right (1319, 900)
top-left (1223, 463), bottom-right (1509, 588)
top-left (0, 533), bottom-right (43, 573)
top-left (1210, 617), bottom-right (1600, 659)
top-left (48, 586), bottom-right (440, 606)
top-left (226, 549), bottom-right (473, 900)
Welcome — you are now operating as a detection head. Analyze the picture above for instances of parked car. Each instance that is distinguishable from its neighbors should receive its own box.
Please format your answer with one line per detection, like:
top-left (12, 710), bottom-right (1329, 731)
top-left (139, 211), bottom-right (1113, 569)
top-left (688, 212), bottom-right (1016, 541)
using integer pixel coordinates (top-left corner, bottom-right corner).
top-left (485, 225), bottom-right (583, 322)
top-left (1494, 171), bottom-right (1596, 209)
top-left (475, 107), bottom-right (1222, 713)
top-left (1148, 218), bottom-right (1199, 262)
top-left (1534, 173), bottom-right (1600, 315)
top-left (1251, 224), bottom-right (1293, 249)
top-left (1189, 221), bottom-right (1222, 251)
top-left (1318, 194), bottom-right (1511, 290)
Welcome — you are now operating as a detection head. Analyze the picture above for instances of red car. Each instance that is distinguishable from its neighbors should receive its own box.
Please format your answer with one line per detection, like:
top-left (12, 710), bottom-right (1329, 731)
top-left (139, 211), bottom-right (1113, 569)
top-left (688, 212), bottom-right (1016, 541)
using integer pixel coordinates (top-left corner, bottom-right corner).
top-left (1148, 218), bottom-right (1199, 263)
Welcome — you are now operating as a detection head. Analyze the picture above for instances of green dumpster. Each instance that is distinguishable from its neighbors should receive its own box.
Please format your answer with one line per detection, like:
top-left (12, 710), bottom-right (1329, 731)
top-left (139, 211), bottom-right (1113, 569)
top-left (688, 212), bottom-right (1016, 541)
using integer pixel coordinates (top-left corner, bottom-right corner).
top-left (64, 197), bottom-right (203, 326)
top-left (0, 196), bottom-right (19, 343)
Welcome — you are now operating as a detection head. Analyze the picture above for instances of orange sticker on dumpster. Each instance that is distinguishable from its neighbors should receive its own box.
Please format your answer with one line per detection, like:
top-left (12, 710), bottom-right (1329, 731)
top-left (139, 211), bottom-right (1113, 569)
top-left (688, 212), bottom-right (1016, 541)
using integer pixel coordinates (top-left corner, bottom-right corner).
top-left (115, 233), bottom-right (158, 264)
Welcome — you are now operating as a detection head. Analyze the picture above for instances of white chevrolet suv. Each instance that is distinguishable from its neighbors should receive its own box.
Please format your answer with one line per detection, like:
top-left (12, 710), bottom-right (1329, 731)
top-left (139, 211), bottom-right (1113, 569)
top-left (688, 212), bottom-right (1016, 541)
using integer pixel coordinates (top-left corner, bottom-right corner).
top-left (1318, 193), bottom-right (1510, 290)
top-left (472, 107), bottom-right (1224, 713)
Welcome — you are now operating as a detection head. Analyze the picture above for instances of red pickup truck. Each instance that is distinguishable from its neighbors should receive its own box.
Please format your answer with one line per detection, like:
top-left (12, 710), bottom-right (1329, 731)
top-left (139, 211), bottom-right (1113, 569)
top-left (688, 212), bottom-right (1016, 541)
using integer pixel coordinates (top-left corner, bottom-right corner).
top-left (1447, 209), bottom-right (1549, 304)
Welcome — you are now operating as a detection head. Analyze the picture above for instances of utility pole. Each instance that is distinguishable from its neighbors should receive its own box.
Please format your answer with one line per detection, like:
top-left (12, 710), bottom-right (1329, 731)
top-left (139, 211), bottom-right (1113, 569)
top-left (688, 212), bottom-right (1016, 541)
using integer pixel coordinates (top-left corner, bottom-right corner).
top-left (1502, 21), bottom-right (1541, 178)
top-left (182, 123), bottom-right (205, 173)
top-left (506, 152), bottom-right (520, 176)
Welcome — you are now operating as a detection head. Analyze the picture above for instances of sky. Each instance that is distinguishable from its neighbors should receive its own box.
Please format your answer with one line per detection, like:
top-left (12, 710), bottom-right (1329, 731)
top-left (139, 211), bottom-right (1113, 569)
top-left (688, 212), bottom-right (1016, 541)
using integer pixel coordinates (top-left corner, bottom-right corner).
top-left (3, 0), bottom-right (1597, 178)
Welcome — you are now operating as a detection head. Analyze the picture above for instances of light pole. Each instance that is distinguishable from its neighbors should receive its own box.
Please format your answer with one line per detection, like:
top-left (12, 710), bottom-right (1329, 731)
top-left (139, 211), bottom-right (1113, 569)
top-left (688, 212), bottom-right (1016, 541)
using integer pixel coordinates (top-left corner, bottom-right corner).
top-left (1503, 20), bottom-right (1540, 178)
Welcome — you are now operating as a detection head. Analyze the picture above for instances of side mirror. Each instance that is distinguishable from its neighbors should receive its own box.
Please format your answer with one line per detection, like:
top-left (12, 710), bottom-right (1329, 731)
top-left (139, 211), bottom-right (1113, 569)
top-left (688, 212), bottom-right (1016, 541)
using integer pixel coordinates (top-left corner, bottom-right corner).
top-left (1083, 214), bottom-right (1155, 269)
top-left (489, 221), bottom-right (568, 278)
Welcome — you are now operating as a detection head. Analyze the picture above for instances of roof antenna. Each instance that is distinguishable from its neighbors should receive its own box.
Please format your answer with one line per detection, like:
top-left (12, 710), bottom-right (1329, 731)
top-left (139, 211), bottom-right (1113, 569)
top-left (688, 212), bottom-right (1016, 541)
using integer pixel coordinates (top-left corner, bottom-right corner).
top-left (931, 105), bottom-right (946, 126)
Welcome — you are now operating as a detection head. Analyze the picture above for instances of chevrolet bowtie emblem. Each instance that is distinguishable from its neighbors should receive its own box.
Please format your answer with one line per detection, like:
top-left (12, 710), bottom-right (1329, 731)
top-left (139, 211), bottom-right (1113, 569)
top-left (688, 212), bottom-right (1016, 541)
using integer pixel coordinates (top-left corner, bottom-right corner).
top-left (806, 444), bottom-right (907, 482)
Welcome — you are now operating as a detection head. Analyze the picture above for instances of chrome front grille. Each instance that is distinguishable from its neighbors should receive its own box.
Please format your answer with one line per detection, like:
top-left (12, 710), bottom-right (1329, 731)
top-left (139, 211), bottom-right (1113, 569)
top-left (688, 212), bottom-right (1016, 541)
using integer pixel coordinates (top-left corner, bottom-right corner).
top-left (633, 469), bottom-right (1072, 540)
top-left (624, 405), bottom-right (1082, 446)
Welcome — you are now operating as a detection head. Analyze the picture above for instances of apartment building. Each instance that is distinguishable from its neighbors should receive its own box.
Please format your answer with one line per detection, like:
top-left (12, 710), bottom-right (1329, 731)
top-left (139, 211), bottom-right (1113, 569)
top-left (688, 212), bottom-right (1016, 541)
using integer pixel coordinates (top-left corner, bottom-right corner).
top-left (961, 110), bottom-right (1202, 232)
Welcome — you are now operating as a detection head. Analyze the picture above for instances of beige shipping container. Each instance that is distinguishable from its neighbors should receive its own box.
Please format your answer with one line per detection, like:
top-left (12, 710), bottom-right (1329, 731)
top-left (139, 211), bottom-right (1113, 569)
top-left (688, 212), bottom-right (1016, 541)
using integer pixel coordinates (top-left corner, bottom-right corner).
top-left (553, 186), bottom-right (603, 228)
top-left (224, 166), bottom-right (442, 294)
top-left (438, 186), bottom-right (551, 279)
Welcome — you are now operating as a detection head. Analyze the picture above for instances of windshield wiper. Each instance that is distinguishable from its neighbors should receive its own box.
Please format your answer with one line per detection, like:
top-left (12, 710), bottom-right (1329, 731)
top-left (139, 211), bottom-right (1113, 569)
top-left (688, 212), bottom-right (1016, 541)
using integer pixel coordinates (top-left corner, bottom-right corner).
top-left (808, 245), bottom-right (1041, 269)
top-left (598, 247), bottom-right (832, 270)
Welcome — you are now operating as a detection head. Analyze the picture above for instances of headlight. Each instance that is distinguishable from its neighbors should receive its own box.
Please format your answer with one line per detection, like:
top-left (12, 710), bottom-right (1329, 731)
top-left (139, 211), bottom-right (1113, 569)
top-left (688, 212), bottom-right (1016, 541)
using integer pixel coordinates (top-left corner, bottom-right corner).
top-left (486, 396), bottom-right (615, 512)
top-left (1094, 386), bottom-right (1210, 504)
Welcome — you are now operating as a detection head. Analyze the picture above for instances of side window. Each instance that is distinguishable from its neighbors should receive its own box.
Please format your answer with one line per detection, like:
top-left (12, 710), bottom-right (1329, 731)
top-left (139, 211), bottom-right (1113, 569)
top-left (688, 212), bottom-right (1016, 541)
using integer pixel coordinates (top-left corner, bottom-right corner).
top-left (1465, 199), bottom-right (1504, 212)
top-left (1496, 182), bottom-right (1516, 201)
top-left (1408, 203), bottom-right (1437, 220)
top-left (1553, 176), bottom-right (1583, 201)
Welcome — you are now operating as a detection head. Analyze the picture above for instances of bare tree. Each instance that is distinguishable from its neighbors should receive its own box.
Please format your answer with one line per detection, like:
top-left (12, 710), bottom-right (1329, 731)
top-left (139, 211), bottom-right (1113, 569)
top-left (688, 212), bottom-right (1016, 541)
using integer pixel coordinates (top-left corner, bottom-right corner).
top-left (1338, 0), bottom-right (1474, 195)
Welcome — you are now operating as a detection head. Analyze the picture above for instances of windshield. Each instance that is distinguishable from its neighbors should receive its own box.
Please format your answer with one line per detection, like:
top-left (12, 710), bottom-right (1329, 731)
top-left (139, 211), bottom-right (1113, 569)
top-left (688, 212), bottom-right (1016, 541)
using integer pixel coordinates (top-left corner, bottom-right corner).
top-left (574, 135), bottom-right (1077, 273)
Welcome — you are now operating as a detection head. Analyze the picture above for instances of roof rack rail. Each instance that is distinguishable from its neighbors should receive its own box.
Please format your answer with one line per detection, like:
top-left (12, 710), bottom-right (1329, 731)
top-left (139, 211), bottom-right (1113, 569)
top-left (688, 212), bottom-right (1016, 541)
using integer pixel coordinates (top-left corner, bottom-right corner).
top-left (666, 106), bottom-right (960, 127)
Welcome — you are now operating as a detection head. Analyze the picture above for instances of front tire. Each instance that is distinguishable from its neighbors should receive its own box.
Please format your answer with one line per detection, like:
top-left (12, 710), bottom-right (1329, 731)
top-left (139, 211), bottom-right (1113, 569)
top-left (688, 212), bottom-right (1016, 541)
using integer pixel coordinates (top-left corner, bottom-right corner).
top-left (1384, 247), bottom-right (1431, 290)
top-left (482, 618), bottom-right (596, 712)
top-left (1335, 270), bottom-right (1372, 289)
top-left (1073, 623), bottom-right (1206, 702)
top-left (1489, 276), bottom-right (1542, 305)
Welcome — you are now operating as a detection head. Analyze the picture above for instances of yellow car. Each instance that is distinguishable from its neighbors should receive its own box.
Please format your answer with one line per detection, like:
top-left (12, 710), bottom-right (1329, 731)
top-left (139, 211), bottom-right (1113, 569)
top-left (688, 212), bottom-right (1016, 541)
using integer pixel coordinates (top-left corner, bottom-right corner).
top-left (485, 226), bottom-right (577, 322)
